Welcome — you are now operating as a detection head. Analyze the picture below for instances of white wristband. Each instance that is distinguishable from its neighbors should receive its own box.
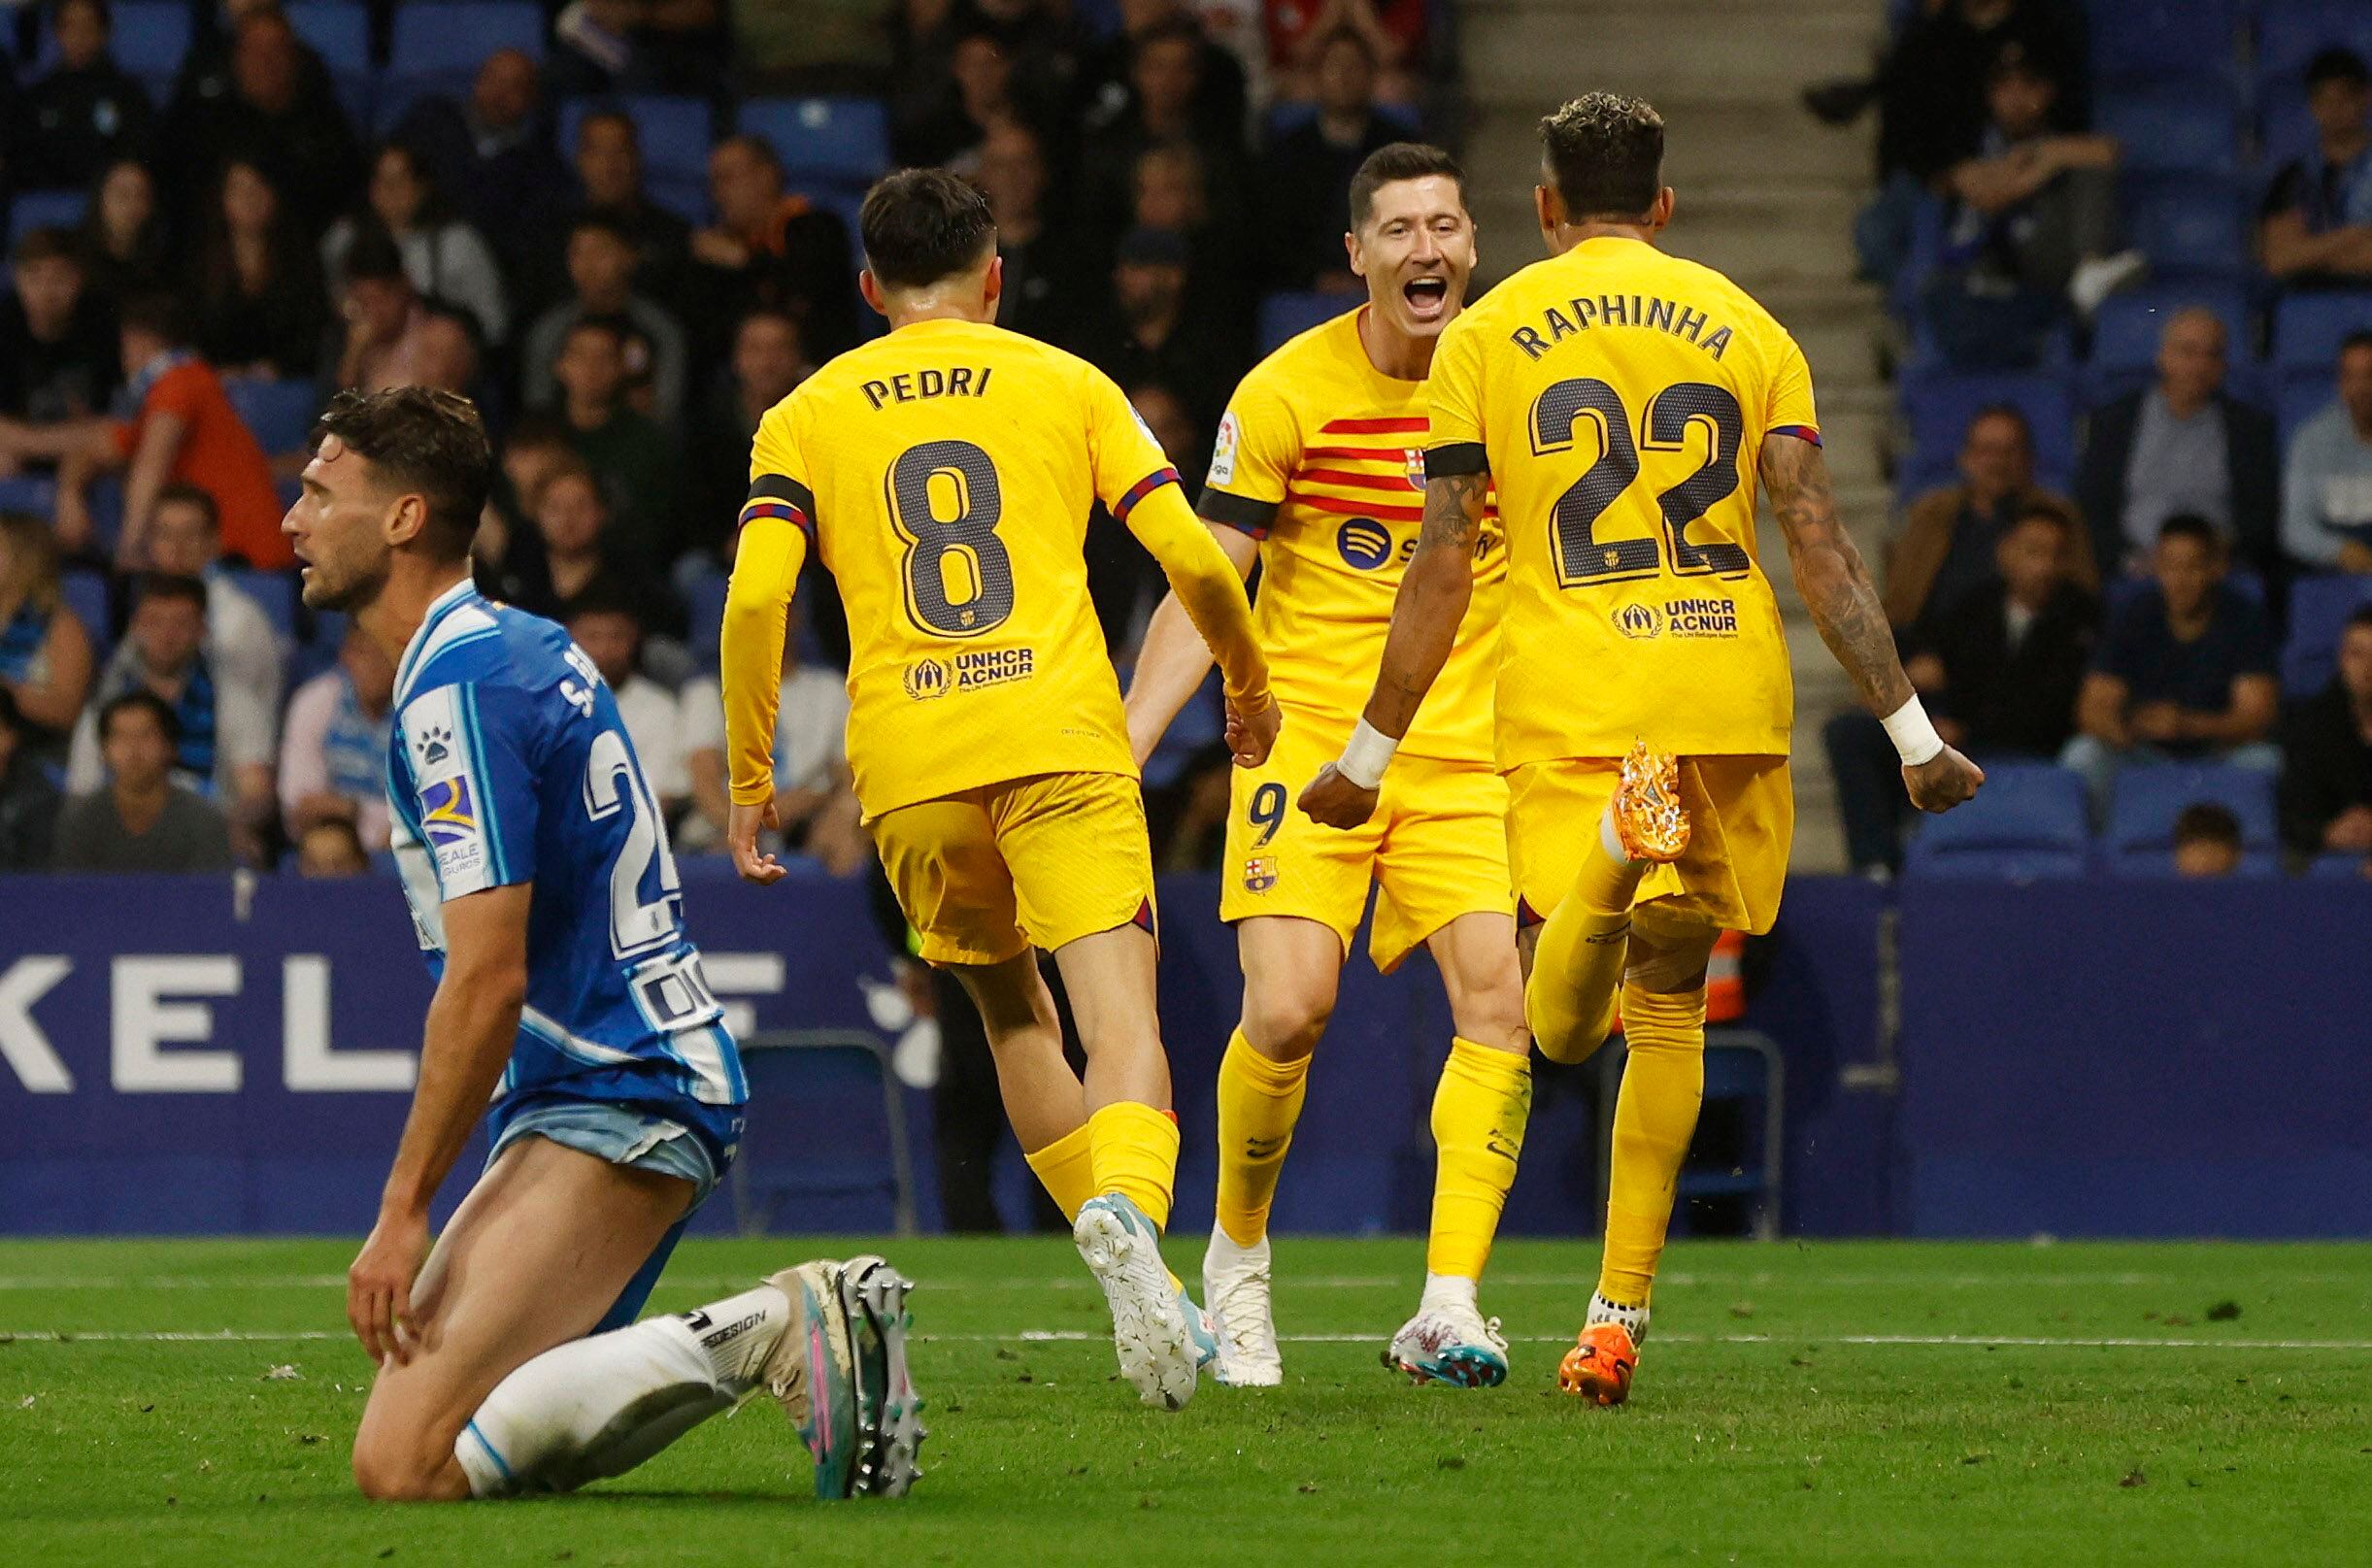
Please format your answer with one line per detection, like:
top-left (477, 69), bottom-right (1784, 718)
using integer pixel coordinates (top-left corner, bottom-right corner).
top-left (1881, 695), bottom-right (1946, 767)
top-left (1336, 718), bottom-right (1399, 789)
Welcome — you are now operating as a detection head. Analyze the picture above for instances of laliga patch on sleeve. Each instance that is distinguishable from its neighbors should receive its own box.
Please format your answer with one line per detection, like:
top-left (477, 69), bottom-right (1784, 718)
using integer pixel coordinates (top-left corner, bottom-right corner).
top-left (1209, 410), bottom-right (1241, 486)
top-left (402, 686), bottom-right (489, 895)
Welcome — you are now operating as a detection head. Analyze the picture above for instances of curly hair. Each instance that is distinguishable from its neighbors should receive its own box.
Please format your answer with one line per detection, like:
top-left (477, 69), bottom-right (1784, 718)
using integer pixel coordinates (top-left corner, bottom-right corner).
top-left (1538, 92), bottom-right (1665, 220)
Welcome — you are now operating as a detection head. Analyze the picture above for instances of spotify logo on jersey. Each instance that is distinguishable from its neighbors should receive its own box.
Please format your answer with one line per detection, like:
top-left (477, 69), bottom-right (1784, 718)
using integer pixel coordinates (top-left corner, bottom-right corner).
top-left (1336, 518), bottom-right (1394, 570)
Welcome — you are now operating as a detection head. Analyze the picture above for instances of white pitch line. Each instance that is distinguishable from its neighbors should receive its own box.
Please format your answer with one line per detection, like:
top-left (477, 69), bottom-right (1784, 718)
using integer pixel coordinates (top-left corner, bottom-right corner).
top-left (6, 1329), bottom-right (2371, 1351)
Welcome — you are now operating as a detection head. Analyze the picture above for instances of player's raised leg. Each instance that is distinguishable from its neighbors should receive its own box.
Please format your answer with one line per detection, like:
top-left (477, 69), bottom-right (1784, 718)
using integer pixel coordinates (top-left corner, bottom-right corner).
top-left (1387, 909), bottom-right (1529, 1386)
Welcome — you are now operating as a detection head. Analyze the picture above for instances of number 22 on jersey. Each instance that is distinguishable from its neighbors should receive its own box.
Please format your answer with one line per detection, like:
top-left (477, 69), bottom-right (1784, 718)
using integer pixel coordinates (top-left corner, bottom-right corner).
top-left (1529, 377), bottom-right (1752, 589)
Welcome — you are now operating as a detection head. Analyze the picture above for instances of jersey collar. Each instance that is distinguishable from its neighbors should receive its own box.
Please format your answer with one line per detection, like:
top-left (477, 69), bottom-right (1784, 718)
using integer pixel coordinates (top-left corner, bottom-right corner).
top-left (395, 576), bottom-right (484, 701)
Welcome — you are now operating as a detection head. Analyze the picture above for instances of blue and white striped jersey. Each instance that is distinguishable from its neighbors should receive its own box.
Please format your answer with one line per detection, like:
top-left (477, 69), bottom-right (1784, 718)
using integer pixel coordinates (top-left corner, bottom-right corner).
top-left (384, 581), bottom-right (746, 1145)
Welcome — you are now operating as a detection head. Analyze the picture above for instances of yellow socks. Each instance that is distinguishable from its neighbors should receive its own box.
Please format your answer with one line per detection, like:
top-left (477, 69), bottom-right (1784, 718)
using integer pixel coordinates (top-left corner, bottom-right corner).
top-left (1213, 1029), bottom-right (1311, 1247)
top-left (1086, 1099), bottom-right (1181, 1231)
top-left (1598, 981), bottom-right (1708, 1307)
top-left (1424, 1038), bottom-right (1532, 1281)
top-left (1022, 1122), bottom-right (1096, 1221)
top-left (1527, 818), bottom-right (1649, 1065)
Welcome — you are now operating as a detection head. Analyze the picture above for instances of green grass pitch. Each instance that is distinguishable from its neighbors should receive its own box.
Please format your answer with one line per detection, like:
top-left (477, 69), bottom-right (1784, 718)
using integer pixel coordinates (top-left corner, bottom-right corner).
top-left (4, 1236), bottom-right (2368, 1565)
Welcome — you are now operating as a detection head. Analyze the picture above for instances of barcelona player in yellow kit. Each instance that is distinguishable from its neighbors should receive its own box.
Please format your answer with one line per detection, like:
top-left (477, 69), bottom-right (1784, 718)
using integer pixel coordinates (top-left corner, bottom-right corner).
top-left (1125, 146), bottom-right (1531, 1388)
top-left (1303, 96), bottom-right (1984, 1402)
top-left (720, 171), bottom-right (1279, 1411)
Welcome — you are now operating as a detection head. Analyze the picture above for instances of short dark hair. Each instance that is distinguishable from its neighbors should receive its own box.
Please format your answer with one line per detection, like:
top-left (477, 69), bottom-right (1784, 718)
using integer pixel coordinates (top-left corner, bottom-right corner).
top-left (344, 225), bottom-right (410, 287)
top-left (11, 226), bottom-right (79, 268)
top-left (566, 582), bottom-right (645, 628)
top-left (2009, 500), bottom-right (2071, 535)
top-left (2346, 604), bottom-right (2372, 637)
top-left (2171, 801), bottom-right (2242, 851)
top-left (1348, 142), bottom-right (1467, 229)
top-left (2341, 329), bottom-right (2372, 361)
top-left (860, 168), bottom-right (997, 288)
top-left (2306, 47), bottom-right (2370, 91)
top-left (311, 386), bottom-right (493, 560)
top-left (133, 571), bottom-right (208, 614)
top-left (1132, 15), bottom-right (1205, 63)
top-left (569, 212), bottom-right (636, 249)
top-left (100, 688), bottom-right (180, 748)
top-left (716, 133), bottom-right (783, 179)
top-left (117, 291), bottom-right (187, 346)
top-left (2157, 513), bottom-right (2221, 550)
top-left (1538, 92), bottom-right (1664, 221)
top-left (154, 483), bottom-right (218, 531)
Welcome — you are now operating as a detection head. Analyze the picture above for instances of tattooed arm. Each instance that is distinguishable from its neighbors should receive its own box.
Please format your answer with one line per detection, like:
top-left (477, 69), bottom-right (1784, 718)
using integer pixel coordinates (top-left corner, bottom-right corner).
top-left (1759, 431), bottom-right (1984, 813)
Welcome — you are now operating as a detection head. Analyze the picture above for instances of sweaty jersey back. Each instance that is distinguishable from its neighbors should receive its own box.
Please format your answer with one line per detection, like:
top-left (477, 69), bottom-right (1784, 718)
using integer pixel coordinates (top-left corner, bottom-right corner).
top-left (747, 317), bottom-right (1181, 816)
top-left (1425, 235), bottom-right (1820, 764)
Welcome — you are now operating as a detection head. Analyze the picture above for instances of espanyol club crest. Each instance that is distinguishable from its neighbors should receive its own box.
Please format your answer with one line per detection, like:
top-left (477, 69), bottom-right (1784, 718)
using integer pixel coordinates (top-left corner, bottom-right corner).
top-left (1242, 855), bottom-right (1277, 892)
top-left (1404, 448), bottom-right (1425, 490)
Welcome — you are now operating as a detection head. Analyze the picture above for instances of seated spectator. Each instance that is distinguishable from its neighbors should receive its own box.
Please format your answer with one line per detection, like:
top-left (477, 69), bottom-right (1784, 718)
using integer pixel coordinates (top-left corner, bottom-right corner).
top-left (17, 0), bottom-right (154, 192)
top-left (157, 7), bottom-right (363, 237)
top-left (475, 412), bottom-right (574, 593)
top-left (1827, 502), bottom-right (2098, 874)
top-left (522, 216), bottom-right (690, 431)
top-left (2077, 309), bottom-right (2278, 578)
top-left (323, 144), bottom-right (511, 347)
top-left (0, 513), bottom-right (97, 756)
top-left (2278, 606), bottom-right (2372, 861)
top-left (1884, 404), bottom-right (2093, 628)
top-left (66, 575), bottom-right (277, 864)
top-left (894, 25), bottom-right (1025, 169)
top-left (975, 119), bottom-right (1086, 346)
top-left (2259, 49), bottom-right (2372, 286)
top-left (2170, 802), bottom-right (2244, 879)
top-left (1081, 14), bottom-right (1253, 248)
top-left (563, 109), bottom-right (691, 306)
top-left (1922, 50), bottom-right (2139, 368)
top-left (2281, 330), bottom-right (2372, 575)
top-left (2061, 515), bottom-right (2280, 814)
top-left (409, 304), bottom-right (485, 401)
top-left (146, 484), bottom-right (285, 715)
top-left (1131, 142), bottom-right (1255, 326)
top-left (167, 0), bottom-right (335, 125)
top-left (545, 317), bottom-right (684, 569)
top-left (691, 135), bottom-right (858, 363)
top-left (1086, 2), bottom-right (1248, 153)
top-left (53, 690), bottom-right (236, 872)
top-left (1260, 29), bottom-right (1403, 291)
top-left (1268, 0), bottom-right (1427, 103)
top-left (278, 625), bottom-right (394, 851)
top-left (0, 228), bottom-right (118, 430)
top-left (1072, 226), bottom-right (1236, 435)
top-left (509, 462), bottom-right (678, 639)
top-left (549, 0), bottom-right (727, 100)
top-left (566, 591), bottom-right (687, 822)
top-left (388, 49), bottom-right (574, 289)
top-left (332, 230), bottom-right (448, 394)
top-left (189, 159), bottom-right (329, 382)
top-left (72, 156), bottom-right (171, 310)
top-left (0, 688), bottom-right (63, 870)
top-left (294, 816), bottom-right (370, 878)
top-left (680, 604), bottom-right (862, 872)
top-left (686, 309), bottom-right (814, 566)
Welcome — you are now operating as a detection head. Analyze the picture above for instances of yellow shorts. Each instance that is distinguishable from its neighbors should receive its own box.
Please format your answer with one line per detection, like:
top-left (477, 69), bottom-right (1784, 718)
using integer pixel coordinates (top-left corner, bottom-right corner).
top-left (870, 771), bottom-right (1156, 966)
top-left (1219, 712), bottom-right (1513, 973)
top-left (1507, 754), bottom-right (1793, 936)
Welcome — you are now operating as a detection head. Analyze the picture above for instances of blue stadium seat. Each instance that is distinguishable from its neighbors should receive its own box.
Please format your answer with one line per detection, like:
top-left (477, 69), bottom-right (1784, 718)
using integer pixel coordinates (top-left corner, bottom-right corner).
top-left (2104, 763), bottom-right (2278, 876)
top-left (2122, 176), bottom-right (2248, 279)
top-left (1262, 100), bottom-right (1423, 143)
top-left (2255, 1), bottom-right (2372, 94)
top-left (1902, 762), bottom-right (2091, 880)
top-left (2093, 86), bottom-right (2241, 177)
top-left (60, 569), bottom-right (112, 654)
top-left (0, 474), bottom-right (58, 515)
top-left (285, 2), bottom-right (373, 125)
top-left (2088, 0), bottom-right (2240, 83)
top-left (684, 568), bottom-right (729, 667)
top-left (2273, 292), bottom-right (2372, 371)
top-left (46, 0), bottom-right (190, 99)
top-left (2278, 369), bottom-right (2332, 449)
top-left (738, 97), bottom-right (890, 186)
top-left (2306, 851), bottom-right (2370, 881)
top-left (1258, 290), bottom-right (1355, 352)
top-left (731, 1031), bottom-right (916, 1235)
top-left (235, 571), bottom-right (300, 641)
top-left (291, 610), bottom-right (349, 687)
top-left (384, 2), bottom-right (545, 120)
top-left (9, 189), bottom-right (89, 239)
top-left (2086, 284), bottom-right (2250, 372)
top-left (2282, 576), bottom-right (2372, 695)
top-left (1899, 370), bottom-right (2076, 483)
top-left (556, 95), bottom-right (716, 181)
top-left (648, 173), bottom-right (712, 227)
top-left (226, 380), bottom-right (322, 456)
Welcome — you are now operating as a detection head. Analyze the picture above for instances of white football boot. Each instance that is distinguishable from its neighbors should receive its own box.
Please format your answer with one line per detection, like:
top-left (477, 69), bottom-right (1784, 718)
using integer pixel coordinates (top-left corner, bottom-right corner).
top-left (1201, 1229), bottom-right (1284, 1387)
top-left (1074, 1194), bottom-right (1198, 1410)
top-left (1386, 1295), bottom-right (1510, 1388)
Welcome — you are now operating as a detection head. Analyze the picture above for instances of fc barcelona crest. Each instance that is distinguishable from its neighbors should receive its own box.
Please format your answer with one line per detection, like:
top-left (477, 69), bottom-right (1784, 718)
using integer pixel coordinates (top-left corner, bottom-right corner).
top-left (1243, 855), bottom-right (1278, 893)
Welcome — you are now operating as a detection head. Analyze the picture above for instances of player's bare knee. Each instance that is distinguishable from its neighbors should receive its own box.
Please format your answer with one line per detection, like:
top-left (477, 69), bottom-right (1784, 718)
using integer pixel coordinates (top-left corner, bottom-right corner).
top-left (1453, 987), bottom-right (1530, 1055)
top-left (1240, 976), bottom-right (1336, 1059)
top-left (351, 1428), bottom-right (466, 1503)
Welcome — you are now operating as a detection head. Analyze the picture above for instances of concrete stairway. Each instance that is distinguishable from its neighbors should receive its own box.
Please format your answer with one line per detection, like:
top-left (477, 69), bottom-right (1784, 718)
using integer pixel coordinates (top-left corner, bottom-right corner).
top-left (1453, 0), bottom-right (1893, 871)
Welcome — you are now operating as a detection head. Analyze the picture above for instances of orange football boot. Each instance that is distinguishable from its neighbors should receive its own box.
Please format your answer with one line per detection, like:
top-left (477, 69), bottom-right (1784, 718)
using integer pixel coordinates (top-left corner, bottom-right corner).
top-left (1556, 1321), bottom-right (1638, 1406)
top-left (1611, 741), bottom-right (1688, 863)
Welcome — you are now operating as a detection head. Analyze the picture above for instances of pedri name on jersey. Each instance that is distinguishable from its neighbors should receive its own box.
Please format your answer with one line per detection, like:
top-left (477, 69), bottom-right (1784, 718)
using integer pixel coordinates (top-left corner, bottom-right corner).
top-left (1508, 295), bottom-right (1735, 362)
top-left (859, 365), bottom-right (993, 409)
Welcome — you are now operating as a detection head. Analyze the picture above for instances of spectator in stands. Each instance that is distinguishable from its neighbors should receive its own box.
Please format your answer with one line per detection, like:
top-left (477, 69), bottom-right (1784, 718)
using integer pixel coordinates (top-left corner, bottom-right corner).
top-left (686, 309), bottom-right (813, 566)
top-left (566, 109), bottom-right (691, 304)
top-left (1081, 14), bottom-right (1253, 247)
top-left (895, 25), bottom-right (1025, 169)
top-left (17, 0), bottom-right (154, 192)
top-left (71, 156), bottom-right (170, 310)
top-left (515, 462), bottom-right (622, 621)
top-left (522, 215), bottom-right (690, 431)
top-left (1131, 142), bottom-right (1255, 332)
top-left (974, 119), bottom-right (1084, 345)
top-left (2279, 606), bottom-right (2372, 862)
top-left (322, 144), bottom-right (511, 347)
top-left (389, 49), bottom-right (574, 289)
top-left (566, 591), bottom-right (687, 824)
top-left (1260, 29), bottom-right (1402, 291)
top-left (0, 513), bottom-right (97, 755)
top-left (2281, 330), bottom-right (2372, 575)
top-left (294, 817), bottom-right (370, 878)
top-left (0, 228), bottom-right (118, 429)
top-left (2075, 308), bottom-right (2279, 578)
top-left (52, 690), bottom-right (235, 872)
top-left (545, 317), bottom-right (683, 570)
top-left (2170, 802), bottom-right (2245, 879)
top-left (2258, 48), bottom-right (2372, 286)
top-left (158, 8), bottom-right (362, 236)
top-left (67, 578), bottom-right (275, 863)
top-left (1885, 404), bottom-right (2092, 628)
top-left (189, 159), bottom-right (327, 383)
top-left (691, 134), bottom-right (858, 363)
top-left (0, 688), bottom-right (62, 871)
top-left (1086, 1), bottom-right (1248, 149)
top-left (278, 624), bottom-right (393, 852)
top-left (1268, 0), bottom-right (1426, 103)
top-left (549, 0), bottom-right (731, 100)
top-left (2061, 515), bottom-right (2281, 814)
top-left (1074, 226), bottom-right (1233, 434)
top-left (167, 0), bottom-right (336, 130)
top-left (1922, 50), bottom-right (2138, 368)
top-left (1830, 503), bottom-right (2097, 874)
top-left (330, 230), bottom-right (434, 393)
top-left (145, 484), bottom-right (285, 716)
top-left (680, 602), bottom-right (863, 873)
top-left (407, 305), bottom-right (484, 401)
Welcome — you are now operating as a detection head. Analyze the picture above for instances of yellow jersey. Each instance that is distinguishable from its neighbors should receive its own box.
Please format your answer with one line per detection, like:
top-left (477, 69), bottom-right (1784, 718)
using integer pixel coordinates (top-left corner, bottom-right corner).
top-left (1425, 235), bottom-right (1819, 764)
top-left (737, 317), bottom-right (1190, 817)
top-left (1199, 307), bottom-right (1506, 761)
